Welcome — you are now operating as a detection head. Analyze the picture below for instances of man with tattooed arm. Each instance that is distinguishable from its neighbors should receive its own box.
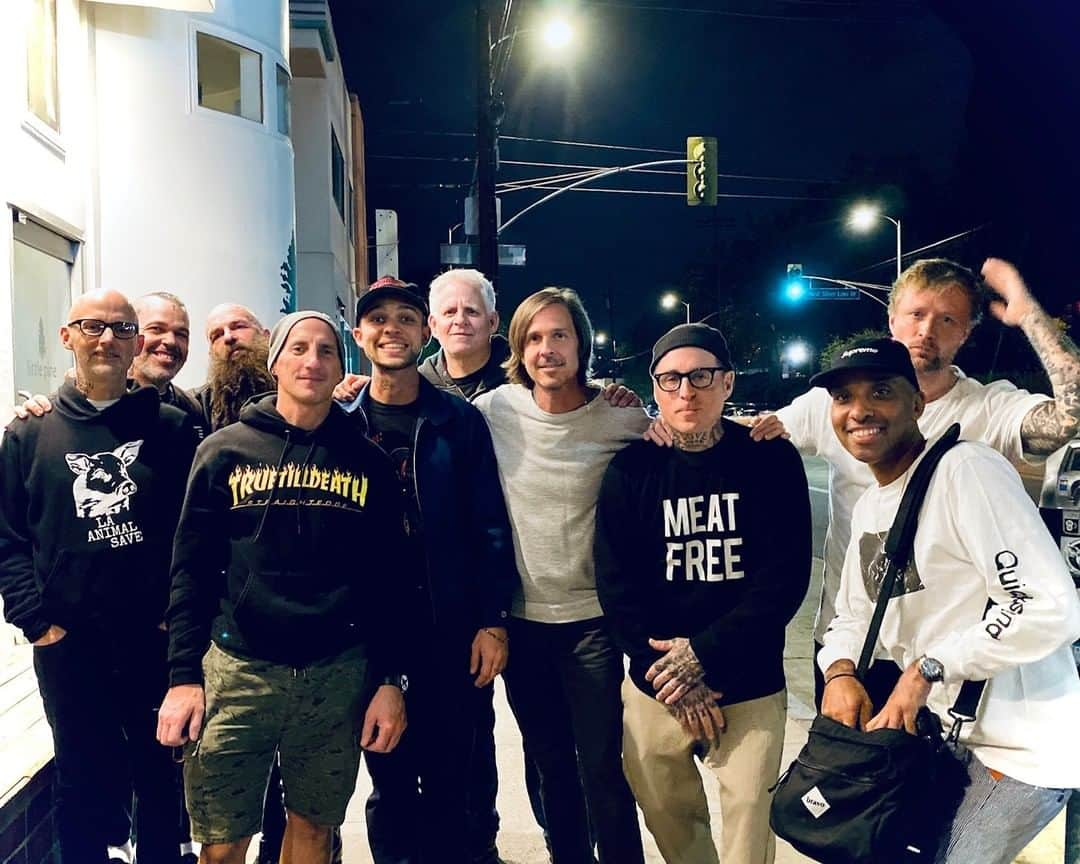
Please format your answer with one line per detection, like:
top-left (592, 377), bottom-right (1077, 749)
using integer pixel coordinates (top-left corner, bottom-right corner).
top-left (747, 258), bottom-right (1080, 709)
top-left (595, 323), bottom-right (812, 864)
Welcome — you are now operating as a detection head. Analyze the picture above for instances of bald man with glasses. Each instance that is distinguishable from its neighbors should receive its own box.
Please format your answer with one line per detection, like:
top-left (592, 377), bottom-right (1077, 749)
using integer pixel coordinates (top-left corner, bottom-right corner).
top-left (0, 290), bottom-right (199, 864)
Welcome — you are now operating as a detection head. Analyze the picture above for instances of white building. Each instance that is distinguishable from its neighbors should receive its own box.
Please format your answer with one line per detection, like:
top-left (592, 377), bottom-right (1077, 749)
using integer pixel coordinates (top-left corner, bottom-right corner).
top-left (289, 0), bottom-right (367, 370)
top-left (0, 0), bottom-right (298, 406)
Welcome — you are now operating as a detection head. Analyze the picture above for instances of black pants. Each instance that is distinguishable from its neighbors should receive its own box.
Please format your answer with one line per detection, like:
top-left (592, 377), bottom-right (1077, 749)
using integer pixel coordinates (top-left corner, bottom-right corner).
top-left (502, 618), bottom-right (644, 864)
top-left (365, 640), bottom-right (482, 864)
top-left (34, 627), bottom-right (180, 864)
top-left (812, 641), bottom-right (903, 712)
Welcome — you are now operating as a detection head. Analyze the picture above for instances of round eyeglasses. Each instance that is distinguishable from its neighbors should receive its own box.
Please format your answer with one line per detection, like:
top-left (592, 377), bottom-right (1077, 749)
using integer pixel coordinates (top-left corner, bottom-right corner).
top-left (653, 366), bottom-right (728, 392)
top-left (67, 319), bottom-right (140, 339)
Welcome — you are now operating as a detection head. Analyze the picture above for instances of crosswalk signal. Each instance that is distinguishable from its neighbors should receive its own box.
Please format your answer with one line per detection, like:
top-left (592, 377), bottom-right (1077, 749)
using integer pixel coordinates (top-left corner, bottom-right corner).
top-left (686, 136), bottom-right (718, 206)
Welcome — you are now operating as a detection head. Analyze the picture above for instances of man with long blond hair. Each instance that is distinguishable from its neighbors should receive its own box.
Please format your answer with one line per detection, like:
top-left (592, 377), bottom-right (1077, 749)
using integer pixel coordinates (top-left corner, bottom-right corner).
top-left (474, 287), bottom-right (648, 864)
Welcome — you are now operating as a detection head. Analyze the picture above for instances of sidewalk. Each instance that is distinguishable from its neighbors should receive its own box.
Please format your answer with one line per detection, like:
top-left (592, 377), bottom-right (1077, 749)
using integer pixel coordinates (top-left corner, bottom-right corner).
top-left (327, 560), bottom-right (1063, 864)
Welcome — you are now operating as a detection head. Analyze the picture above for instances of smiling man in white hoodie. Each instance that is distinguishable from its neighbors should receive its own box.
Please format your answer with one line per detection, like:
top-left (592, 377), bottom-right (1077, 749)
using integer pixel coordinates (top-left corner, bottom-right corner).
top-left (816, 336), bottom-right (1080, 864)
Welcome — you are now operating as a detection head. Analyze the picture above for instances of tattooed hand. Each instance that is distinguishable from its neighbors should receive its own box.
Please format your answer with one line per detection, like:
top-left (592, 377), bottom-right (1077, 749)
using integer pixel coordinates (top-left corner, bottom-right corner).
top-left (646, 637), bottom-right (706, 704)
top-left (984, 257), bottom-right (1036, 327)
top-left (665, 682), bottom-right (725, 747)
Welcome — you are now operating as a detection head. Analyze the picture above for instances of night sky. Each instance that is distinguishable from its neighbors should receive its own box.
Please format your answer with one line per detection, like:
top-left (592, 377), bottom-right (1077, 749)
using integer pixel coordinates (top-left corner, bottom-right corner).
top-left (330, 0), bottom-right (1079, 396)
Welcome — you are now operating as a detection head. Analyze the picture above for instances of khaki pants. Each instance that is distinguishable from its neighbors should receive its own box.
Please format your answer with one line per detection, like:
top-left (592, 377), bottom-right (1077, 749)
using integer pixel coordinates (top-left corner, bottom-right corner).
top-left (621, 679), bottom-right (786, 864)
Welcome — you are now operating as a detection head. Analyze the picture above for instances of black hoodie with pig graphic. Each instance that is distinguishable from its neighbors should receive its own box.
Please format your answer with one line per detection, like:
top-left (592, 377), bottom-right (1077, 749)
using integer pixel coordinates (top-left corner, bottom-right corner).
top-left (165, 393), bottom-right (408, 686)
top-left (0, 381), bottom-right (197, 642)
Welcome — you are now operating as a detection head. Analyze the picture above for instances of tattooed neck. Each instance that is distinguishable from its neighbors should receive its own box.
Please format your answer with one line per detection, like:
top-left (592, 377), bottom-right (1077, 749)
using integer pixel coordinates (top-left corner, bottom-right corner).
top-left (672, 422), bottom-right (724, 452)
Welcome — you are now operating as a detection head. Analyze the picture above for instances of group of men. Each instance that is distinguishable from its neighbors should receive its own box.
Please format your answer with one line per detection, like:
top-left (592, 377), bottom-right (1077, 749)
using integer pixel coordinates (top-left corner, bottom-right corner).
top-left (1, 254), bottom-right (1079, 864)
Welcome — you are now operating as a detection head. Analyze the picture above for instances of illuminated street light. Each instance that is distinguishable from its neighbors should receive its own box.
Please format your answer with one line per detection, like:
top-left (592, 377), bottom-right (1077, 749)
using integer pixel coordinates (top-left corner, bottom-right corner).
top-left (660, 292), bottom-right (691, 324)
top-left (541, 15), bottom-right (574, 50)
top-left (847, 201), bottom-right (902, 281)
top-left (594, 331), bottom-right (608, 345)
top-left (784, 341), bottom-right (811, 366)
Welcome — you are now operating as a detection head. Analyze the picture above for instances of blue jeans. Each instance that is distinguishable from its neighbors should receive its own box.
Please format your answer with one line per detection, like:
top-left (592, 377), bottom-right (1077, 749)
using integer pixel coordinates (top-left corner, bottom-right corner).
top-left (934, 745), bottom-right (1071, 864)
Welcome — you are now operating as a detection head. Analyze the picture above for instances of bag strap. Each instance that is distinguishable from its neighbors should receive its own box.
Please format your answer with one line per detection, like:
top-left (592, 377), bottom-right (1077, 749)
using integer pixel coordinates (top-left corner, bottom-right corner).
top-left (852, 422), bottom-right (986, 734)
top-left (856, 423), bottom-right (962, 677)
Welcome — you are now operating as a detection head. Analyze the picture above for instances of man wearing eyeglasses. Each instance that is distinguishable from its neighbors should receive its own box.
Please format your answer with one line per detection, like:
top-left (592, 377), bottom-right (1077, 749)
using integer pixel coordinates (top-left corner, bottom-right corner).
top-left (594, 323), bottom-right (812, 864)
top-left (0, 290), bottom-right (199, 864)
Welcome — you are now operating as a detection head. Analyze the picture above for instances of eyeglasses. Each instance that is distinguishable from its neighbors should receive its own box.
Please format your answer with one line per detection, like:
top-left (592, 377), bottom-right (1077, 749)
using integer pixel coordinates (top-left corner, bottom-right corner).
top-left (68, 319), bottom-right (139, 339)
top-left (653, 366), bottom-right (729, 392)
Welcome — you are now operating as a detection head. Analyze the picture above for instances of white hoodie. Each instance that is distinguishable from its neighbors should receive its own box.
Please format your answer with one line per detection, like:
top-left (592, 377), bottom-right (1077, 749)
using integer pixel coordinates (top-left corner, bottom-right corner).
top-left (819, 437), bottom-right (1080, 789)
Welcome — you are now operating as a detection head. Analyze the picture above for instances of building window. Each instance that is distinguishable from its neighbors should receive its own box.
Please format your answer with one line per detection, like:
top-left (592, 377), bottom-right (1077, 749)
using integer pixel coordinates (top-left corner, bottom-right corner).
top-left (275, 64), bottom-right (290, 135)
top-left (27, 0), bottom-right (59, 130)
top-left (331, 128), bottom-right (345, 222)
top-left (196, 32), bottom-right (262, 123)
top-left (347, 180), bottom-right (355, 242)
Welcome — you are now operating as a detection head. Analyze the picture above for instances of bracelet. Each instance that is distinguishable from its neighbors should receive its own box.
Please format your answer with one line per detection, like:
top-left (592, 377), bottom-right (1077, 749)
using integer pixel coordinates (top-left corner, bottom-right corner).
top-left (483, 628), bottom-right (508, 644)
top-left (825, 672), bottom-right (858, 685)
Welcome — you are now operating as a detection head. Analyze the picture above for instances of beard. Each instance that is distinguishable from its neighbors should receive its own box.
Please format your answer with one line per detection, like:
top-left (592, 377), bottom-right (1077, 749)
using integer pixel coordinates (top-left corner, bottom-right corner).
top-left (206, 342), bottom-right (275, 430)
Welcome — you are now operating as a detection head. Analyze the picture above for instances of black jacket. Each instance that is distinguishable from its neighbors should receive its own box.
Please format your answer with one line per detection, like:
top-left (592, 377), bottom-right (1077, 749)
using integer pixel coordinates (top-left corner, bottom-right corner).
top-left (595, 420), bottom-right (812, 706)
top-left (166, 395), bottom-right (407, 685)
top-left (348, 377), bottom-right (517, 638)
top-left (0, 382), bottom-right (197, 641)
top-left (418, 334), bottom-right (510, 401)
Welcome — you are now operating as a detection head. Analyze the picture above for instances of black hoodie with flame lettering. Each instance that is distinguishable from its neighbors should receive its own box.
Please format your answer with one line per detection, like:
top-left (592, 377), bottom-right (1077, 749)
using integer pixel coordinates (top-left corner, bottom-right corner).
top-left (166, 394), bottom-right (407, 686)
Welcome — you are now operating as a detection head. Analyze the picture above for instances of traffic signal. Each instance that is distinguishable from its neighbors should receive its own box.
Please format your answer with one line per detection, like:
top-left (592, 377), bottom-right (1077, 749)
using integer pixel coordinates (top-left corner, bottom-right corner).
top-left (686, 136), bottom-right (718, 206)
top-left (784, 264), bottom-right (807, 303)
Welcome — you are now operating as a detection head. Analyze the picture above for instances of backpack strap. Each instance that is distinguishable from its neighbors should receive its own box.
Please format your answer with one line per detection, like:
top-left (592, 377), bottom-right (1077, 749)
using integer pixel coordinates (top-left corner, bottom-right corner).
top-left (855, 423), bottom-right (962, 677)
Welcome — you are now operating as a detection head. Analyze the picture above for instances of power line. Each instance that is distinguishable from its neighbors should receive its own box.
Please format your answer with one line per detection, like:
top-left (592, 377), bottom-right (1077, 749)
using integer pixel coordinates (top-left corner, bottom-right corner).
top-left (851, 224), bottom-right (989, 274)
top-left (504, 184), bottom-right (837, 202)
top-left (573, 0), bottom-right (917, 24)
top-left (368, 153), bottom-right (842, 185)
top-left (373, 129), bottom-right (685, 157)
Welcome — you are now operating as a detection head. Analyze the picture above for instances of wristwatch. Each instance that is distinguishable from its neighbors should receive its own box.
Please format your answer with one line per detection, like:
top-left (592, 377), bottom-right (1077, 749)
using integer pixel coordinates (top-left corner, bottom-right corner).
top-left (917, 655), bottom-right (944, 683)
top-left (380, 674), bottom-right (409, 693)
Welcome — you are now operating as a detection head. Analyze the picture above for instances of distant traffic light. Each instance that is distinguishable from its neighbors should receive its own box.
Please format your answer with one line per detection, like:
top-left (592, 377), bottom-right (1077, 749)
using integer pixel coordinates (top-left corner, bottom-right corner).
top-left (686, 136), bottom-right (718, 206)
top-left (784, 263), bottom-right (806, 303)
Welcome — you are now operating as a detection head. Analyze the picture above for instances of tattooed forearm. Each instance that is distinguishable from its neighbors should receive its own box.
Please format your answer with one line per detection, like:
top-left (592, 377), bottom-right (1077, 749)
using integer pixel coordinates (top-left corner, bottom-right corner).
top-left (671, 423), bottom-right (724, 452)
top-left (1019, 304), bottom-right (1080, 455)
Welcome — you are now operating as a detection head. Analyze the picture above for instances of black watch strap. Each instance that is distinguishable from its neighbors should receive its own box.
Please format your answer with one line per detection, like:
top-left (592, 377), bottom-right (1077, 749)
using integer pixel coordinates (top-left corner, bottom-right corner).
top-left (380, 674), bottom-right (408, 693)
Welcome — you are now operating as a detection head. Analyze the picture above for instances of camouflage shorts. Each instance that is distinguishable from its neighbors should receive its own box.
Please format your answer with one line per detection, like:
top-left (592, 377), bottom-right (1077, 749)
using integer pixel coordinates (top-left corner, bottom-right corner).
top-left (184, 641), bottom-right (368, 844)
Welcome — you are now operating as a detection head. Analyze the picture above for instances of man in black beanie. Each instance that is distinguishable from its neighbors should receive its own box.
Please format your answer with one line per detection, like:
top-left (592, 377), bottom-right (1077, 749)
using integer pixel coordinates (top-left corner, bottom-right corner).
top-left (595, 323), bottom-right (812, 864)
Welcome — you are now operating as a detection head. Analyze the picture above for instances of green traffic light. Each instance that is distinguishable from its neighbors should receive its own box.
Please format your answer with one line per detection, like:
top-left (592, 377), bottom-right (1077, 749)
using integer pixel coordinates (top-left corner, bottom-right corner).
top-left (784, 280), bottom-right (806, 303)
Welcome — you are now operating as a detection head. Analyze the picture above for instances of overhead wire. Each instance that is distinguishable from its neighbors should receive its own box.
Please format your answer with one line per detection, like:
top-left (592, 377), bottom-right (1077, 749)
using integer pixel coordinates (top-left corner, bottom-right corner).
top-left (572, 0), bottom-right (917, 24)
top-left (368, 153), bottom-right (841, 186)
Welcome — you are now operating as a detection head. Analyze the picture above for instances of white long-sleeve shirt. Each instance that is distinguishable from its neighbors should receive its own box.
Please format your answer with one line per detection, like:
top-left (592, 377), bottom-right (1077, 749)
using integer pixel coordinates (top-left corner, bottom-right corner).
top-left (818, 437), bottom-right (1080, 789)
top-left (777, 369), bottom-right (1047, 644)
top-left (474, 384), bottom-right (651, 623)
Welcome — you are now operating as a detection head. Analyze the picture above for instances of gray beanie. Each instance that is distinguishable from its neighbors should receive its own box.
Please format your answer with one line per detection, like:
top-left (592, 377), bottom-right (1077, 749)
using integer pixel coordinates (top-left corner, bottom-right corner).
top-left (267, 311), bottom-right (346, 373)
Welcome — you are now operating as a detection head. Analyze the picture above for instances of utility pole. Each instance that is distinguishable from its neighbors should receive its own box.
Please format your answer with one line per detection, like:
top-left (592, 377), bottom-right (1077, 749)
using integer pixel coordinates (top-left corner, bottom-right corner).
top-left (475, 2), bottom-right (499, 285)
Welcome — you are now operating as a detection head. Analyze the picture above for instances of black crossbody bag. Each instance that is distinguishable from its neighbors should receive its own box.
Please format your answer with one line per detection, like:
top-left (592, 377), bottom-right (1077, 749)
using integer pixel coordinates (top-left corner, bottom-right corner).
top-left (770, 424), bottom-right (984, 864)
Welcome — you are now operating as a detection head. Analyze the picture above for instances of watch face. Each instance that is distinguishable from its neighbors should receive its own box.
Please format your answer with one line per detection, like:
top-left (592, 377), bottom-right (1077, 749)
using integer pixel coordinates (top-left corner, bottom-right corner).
top-left (920, 657), bottom-right (944, 682)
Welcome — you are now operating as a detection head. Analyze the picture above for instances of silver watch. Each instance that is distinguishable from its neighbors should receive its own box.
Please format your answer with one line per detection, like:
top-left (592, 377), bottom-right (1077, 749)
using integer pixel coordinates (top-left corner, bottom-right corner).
top-left (917, 655), bottom-right (944, 683)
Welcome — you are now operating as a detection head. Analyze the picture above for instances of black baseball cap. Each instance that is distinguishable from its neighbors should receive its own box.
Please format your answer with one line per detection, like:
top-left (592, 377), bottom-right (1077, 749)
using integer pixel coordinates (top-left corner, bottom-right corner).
top-left (650, 323), bottom-right (733, 375)
top-left (809, 337), bottom-right (919, 391)
top-left (355, 276), bottom-right (428, 324)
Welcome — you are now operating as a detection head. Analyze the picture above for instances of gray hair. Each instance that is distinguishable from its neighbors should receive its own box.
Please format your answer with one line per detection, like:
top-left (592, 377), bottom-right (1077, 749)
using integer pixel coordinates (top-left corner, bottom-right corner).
top-left (429, 269), bottom-right (497, 315)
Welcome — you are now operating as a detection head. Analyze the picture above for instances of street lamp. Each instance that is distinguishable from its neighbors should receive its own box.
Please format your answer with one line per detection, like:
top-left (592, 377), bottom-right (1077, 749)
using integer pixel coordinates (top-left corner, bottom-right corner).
top-left (783, 341), bottom-right (811, 367)
top-left (661, 292), bottom-right (691, 324)
top-left (594, 331), bottom-right (608, 346)
top-left (540, 15), bottom-right (574, 50)
top-left (847, 202), bottom-right (902, 282)
top-left (476, 9), bottom-right (576, 285)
